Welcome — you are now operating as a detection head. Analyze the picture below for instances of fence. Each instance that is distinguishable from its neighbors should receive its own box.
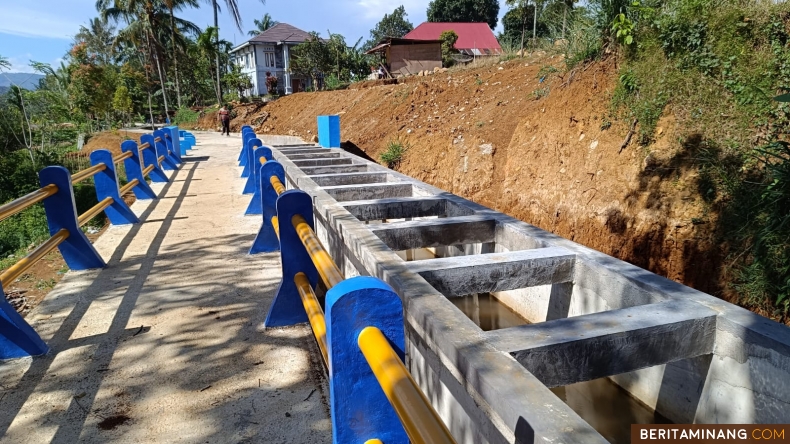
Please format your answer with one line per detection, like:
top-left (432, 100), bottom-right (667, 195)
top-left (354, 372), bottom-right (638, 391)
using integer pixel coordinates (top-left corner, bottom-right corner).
top-left (0, 126), bottom-right (192, 360)
top-left (237, 125), bottom-right (456, 444)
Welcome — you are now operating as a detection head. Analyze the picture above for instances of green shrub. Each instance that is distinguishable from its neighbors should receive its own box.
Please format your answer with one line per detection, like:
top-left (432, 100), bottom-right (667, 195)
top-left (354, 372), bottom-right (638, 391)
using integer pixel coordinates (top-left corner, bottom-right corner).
top-left (173, 107), bottom-right (199, 126)
top-left (380, 140), bottom-right (407, 169)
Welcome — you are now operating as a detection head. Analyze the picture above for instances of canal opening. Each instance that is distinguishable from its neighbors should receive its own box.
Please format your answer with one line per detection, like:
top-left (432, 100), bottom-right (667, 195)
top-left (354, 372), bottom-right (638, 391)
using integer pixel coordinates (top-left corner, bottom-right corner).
top-left (550, 377), bottom-right (672, 444)
top-left (450, 292), bottom-right (530, 331)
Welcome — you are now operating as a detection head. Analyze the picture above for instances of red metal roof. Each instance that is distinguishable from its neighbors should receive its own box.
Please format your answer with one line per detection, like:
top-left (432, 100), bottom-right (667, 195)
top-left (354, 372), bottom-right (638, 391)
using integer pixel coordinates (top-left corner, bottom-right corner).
top-left (404, 22), bottom-right (502, 54)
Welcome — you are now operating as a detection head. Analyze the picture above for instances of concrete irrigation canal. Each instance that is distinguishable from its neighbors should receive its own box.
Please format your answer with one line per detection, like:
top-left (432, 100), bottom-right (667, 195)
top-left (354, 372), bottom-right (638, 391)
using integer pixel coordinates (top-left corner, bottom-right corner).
top-left (1, 127), bottom-right (789, 444)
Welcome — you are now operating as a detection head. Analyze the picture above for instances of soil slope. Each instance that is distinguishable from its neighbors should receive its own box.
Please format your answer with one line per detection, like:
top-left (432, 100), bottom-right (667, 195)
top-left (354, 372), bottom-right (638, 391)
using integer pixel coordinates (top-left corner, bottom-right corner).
top-left (208, 57), bottom-right (728, 304)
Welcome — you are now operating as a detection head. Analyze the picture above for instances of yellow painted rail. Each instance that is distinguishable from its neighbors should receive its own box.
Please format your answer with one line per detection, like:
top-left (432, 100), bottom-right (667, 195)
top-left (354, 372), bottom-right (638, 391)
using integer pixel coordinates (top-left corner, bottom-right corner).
top-left (120, 179), bottom-right (140, 196)
top-left (0, 184), bottom-right (58, 223)
top-left (292, 214), bottom-right (344, 289)
top-left (142, 164), bottom-right (154, 176)
top-left (139, 142), bottom-right (151, 151)
top-left (358, 326), bottom-right (457, 444)
top-left (0, 228), bottom-right (70, 286)
top-left (113, 151), bottom-right (134, 163)
top-left (78, 197), bottom-right (113, 227)
top-left (71, 163), bottom-right (107, 184)
top-left (294, 272), bottom-right (329, 366)
top-left (157, 155), bottom-right (165, 164)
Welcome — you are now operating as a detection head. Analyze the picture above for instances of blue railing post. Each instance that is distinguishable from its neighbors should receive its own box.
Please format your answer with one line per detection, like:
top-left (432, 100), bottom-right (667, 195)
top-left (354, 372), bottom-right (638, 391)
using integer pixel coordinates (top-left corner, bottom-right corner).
top-left (240, 132), bottom-right (256, 175)
top-left (89, 149), bottom-right (139, 225)
top-left (163, 132), bottom-right (183, 166)
top-left (242, 138), bottom-right (264, 195)
top-left (39, 166), bottom-right (105, 270)
top-left (0, 281), bottom-right (49, 359)
top-left (263, 190), bottom-right (318, 327)
top-left (153, 129), bottom-right (177, 171)
top-left (245, 146), bottom-right (274, 214)
top-left (239, 130), bottom-right (253, 166)
top-left (249, 160), bottom-right (284, 254)
top-left (139, 134), bottom-right (168, 183)
top-left (164, 126), bottom-right (184, 160)
top-left (326, 277), bottom-right (408, 444)
top-left (121, 140), bottom-right (157, 199)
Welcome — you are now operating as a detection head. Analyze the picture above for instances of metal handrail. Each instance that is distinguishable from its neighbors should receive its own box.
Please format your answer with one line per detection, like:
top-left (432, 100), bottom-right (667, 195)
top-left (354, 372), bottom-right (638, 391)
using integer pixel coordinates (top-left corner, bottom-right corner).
top-left (358, 326), bottom-right (457, 444)
top-left (139, 142), bottom-right (151, 151)
top-left (154, 137), bottom-right (162, 143)
top-left (0, 184), bottom-right (58, 223)
top-left (157, 155), bottom-right (165, 164)
top-left (119, 179), bottom-right (140, 196)
top-left (0, 228), bottom-right (70, 286)
top-left (294, 272), bottom-right (328, 365)
top-left (270, 175), bottom-right (286, 196)
top-left (71, 163), bottom-right (107, 184)
top-left (113, 151), bottom-right (134, 163)
top-left (142, 165), bottom-right (154, 176)
top-left (78, 197), bottom-right (113, 227)
top-left (292, 214), bottom-right (344, 289)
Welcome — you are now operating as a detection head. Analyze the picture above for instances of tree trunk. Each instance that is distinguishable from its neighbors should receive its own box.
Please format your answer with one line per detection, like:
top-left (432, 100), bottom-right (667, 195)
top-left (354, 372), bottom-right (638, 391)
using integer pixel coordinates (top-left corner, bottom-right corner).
top-left (150, 38), bottom-right (170, 119)
top-left (533, 0), bottom-right (538, 44)
top-left (520, 2), bottom-right (528, 57)
top-left (170, 8), bottom-right (182, 109)
top-left (148, 90), bottom-right (156, 131)
top-left (214, 1), bottom-right (223, 105)
top-left (563, 3), bottom-right (567, 39)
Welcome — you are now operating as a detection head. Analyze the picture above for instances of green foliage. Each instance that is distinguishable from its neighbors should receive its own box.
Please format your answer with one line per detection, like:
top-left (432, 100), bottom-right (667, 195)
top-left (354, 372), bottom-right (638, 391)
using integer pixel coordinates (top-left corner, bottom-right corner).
top-left (440, 30), bottom-right (460, 68)
top-left (366, 6), bottom-right (414, 49)
top-left (248, 14), bottom-right (278, 37)
top-left (500, 4), bottom-right (547, 47)
top-left (173, 106), bottom-right (199, 125)
top-left (427, 0), bottom-right (500, 30)
top-left (222, 63), bottom-right (252, 99)
top-left (611, 12), bottom-right (635, 45)
top-left (380, 139), bottom-right (407, 168)
top-left (564, 10), bottom-right (602, 69)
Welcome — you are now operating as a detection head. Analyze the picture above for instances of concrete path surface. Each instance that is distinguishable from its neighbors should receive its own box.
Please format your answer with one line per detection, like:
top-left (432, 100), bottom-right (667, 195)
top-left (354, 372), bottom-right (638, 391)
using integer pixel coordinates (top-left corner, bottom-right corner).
top-left (0, 131), bottom-right (331, 443)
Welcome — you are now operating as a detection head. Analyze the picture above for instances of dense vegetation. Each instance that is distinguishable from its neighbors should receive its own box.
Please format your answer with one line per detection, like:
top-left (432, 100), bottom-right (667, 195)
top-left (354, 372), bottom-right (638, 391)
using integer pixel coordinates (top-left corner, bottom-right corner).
top-left (547, 0), bottom-right (790, 320)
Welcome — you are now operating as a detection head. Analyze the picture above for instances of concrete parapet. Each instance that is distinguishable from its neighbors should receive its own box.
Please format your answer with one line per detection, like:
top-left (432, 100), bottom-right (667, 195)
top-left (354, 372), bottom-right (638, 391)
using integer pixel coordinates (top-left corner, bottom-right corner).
top-left (269, 140), bottom-right (790, 441)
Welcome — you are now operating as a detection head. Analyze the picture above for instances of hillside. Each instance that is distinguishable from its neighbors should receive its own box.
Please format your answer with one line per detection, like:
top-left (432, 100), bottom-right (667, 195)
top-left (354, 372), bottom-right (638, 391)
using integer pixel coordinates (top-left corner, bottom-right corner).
top-left (0, 72), bottom-right (44, 90)
top-left (204, 56), bottom-right (746, 315)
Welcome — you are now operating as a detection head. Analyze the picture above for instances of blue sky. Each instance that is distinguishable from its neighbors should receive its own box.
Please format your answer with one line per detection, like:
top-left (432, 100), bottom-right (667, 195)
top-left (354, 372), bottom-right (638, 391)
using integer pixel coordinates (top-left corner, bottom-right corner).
top-left (0, 0), bottom-right (510, 73)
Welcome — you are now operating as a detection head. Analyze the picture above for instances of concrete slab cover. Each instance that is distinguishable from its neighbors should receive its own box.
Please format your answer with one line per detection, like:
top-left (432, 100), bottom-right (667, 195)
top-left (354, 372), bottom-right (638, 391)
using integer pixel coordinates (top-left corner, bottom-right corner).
top-left (0, 131), bottom-right (330, 443)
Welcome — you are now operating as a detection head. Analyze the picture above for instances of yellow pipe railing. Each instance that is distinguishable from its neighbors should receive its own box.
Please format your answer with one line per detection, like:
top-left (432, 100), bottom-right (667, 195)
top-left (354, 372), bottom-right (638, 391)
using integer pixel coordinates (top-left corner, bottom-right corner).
top-left (71, 163), bottom-right (107, 184)
top-left (294, 272), bottom-right (329, 366)
top-left (157, 155), bottom-right (165, 164)
top-left (142, 165), bottom-right (154, 176)
top-left (0, 228), bottom-right (70, 286)
top-left (139, 142), bottom-right (151, 151)
top-left (113, 151), bottom-right (134, 163)
top-left (154, 137), bottom-right (162, 143)
top-left (358, 326), bottom-right (457, 444)
top-left (119, 179), bottom-right (140, 196)
top-left (0, 184), bottom-right (58, 223)
top-left (292, 214), bottom-right (344, 289)
top-left (77, 197), bottom-right (113, 227)
top-left (271, 175), bottom-right (286, 196)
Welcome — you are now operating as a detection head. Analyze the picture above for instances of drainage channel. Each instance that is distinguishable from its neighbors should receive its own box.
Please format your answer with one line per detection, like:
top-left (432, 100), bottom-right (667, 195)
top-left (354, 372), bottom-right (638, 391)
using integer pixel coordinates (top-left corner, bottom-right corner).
top-left (271, 144), bottom-right (784, 443)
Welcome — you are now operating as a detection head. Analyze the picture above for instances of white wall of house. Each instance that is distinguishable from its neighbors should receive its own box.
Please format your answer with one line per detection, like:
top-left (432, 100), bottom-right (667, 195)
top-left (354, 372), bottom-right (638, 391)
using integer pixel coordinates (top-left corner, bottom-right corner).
top-left (232, 42), bottom-right (315, 96)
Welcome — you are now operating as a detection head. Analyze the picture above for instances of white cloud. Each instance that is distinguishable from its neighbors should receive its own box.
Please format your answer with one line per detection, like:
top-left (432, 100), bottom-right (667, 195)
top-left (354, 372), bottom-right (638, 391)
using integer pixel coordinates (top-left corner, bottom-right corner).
top-left (0, 5), bottom-right (84, 40)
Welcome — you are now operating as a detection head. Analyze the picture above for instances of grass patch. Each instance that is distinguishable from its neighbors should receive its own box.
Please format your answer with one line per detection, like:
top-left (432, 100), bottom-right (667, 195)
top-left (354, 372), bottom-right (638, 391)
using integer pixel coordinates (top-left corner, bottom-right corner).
top-left (380, 139), bottom-right (407, 169)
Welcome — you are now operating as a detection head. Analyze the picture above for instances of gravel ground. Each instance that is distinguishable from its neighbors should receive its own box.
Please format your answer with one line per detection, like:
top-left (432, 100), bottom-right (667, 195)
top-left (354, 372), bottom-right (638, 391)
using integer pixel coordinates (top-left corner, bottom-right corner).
top-left (0, 131), bottom-right (331, 443)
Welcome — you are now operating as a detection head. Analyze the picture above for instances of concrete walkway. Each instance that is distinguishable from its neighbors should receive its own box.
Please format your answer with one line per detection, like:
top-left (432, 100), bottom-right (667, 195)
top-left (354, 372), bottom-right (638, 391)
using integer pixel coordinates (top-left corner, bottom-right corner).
top-left (0, 132), bottom-right (331, 443)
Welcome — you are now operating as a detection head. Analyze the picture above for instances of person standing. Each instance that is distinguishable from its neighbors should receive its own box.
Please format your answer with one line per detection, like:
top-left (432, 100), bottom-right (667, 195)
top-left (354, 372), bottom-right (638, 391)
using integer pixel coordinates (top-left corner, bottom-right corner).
top-left (219, 105), bottom-right (231, 136)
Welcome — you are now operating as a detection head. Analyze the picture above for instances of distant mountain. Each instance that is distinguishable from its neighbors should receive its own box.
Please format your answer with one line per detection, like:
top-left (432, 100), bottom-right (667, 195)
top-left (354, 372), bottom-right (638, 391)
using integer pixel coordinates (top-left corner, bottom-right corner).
top-left (0, 73), bottom-right (45, 91)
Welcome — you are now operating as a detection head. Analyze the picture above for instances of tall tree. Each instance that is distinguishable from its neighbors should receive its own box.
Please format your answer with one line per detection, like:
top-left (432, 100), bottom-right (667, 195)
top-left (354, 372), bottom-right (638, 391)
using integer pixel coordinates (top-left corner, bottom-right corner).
top-left (367, 6), bottom-right (414, 48)
top-left (74, 17), bottom-right (117, 65)
top-left (248, 13), bottom-right (278, 36)
top-left (0, 55), bottom-right (10, 71)
top-left (163, 0), bottom-right (200, 109)
top-left (427, 0), bottom-right (500, 30)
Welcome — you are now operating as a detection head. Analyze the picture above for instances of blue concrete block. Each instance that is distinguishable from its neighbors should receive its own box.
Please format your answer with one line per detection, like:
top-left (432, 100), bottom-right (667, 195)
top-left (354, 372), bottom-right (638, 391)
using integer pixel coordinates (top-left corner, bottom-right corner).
top-left (0, 281), bottom-right (49, 359)
top-left (39, 166), bottom-right (105, 270)
top-left (242, 139), bottom-right (263, 195)
top-left (245, 146), bottom-right (274, 214)
top-left (326, 277), bottom-right (408, 444)
top-left (89, 149), bottom-right (139, 226)
top-left (239, 128), bottom-right (254, 164)
top-left (263, 190), bottom-right (319, 327)
top-left (164, 126), bottom-right (184, 160)
top-left (249, 160), bottom-right (284, 254)
top-left (162, 128), bottom-right (183, 165)
top-left (139, 134), bottom-right (168, 183)
top-left (317, 115), bottom-right (341, 148)
top-left (153, 129), bottom-right (177, 172)
top-left (121, 140), bottom-right (157, 200)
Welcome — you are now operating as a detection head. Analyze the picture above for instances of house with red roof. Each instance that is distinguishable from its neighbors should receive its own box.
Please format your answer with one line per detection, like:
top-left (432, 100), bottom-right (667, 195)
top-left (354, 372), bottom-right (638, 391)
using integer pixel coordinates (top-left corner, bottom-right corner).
top-left (405, 22), bottom-right (502, 56)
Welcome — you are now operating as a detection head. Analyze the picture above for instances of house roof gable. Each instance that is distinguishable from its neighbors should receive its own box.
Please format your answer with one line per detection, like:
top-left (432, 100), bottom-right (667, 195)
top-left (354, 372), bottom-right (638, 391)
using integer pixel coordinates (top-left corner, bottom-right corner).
top-left (404, 22), bottom-right (502, 53)
top-left (248, 23), bottom-right (313, 44)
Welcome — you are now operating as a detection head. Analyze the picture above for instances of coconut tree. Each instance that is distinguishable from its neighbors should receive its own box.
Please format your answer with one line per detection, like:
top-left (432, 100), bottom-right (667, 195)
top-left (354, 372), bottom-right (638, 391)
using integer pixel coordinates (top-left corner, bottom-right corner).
top-left (162, 0), bottom-right (200, 108)
top-left (248, 13), bottom-right (278, 36)
top-left (0, 55), bottom-right (10, 71)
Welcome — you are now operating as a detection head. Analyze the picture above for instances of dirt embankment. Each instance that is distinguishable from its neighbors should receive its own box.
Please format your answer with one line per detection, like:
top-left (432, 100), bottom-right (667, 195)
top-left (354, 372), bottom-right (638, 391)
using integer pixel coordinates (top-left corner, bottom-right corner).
top-left (222, 57), bottom-right (729, 304)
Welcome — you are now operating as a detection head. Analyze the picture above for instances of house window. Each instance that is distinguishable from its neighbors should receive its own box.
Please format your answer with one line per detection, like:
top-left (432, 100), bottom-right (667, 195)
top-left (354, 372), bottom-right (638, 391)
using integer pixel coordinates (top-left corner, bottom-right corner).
top-left (265, 52), bottom-right (275, 68)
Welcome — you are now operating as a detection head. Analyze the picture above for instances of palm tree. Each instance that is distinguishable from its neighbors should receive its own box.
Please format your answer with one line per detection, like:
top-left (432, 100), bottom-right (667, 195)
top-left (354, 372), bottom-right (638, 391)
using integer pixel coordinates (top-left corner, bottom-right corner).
top-left (0, 55), bottom-right (10, 71)
top-left (75, 17), bottom-right (117, 65)
top-left (248, 13), bottom-right (277, 36)
top-left (207, 0), bottom-right (264, 104)
top-left (162, 0), bottom-right (199, 108)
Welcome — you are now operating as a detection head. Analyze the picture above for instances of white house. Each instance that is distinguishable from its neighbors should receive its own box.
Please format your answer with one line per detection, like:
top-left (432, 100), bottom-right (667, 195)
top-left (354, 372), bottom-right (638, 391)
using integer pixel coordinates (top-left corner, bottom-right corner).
top-left (229, 23), bottom-right (315, 96)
